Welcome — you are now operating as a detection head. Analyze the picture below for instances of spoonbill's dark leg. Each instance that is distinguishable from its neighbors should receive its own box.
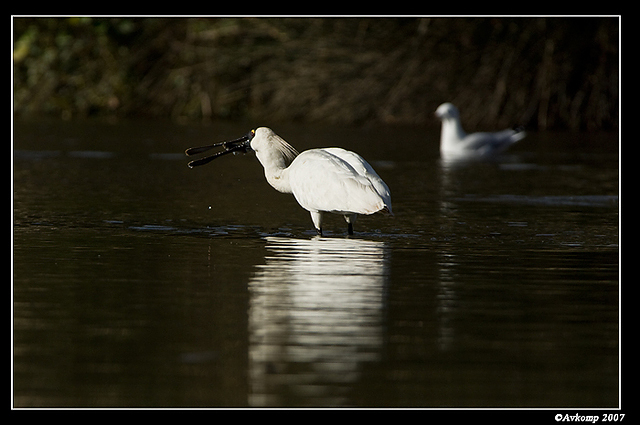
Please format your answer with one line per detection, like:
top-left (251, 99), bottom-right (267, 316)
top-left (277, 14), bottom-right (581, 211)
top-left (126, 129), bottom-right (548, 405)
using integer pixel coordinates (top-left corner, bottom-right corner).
top-left (344, 214), bottom-right (357, 235)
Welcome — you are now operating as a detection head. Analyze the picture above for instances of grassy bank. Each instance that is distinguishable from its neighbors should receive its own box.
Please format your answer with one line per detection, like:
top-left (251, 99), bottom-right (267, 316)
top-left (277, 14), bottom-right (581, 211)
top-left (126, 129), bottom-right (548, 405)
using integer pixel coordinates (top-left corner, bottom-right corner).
top-left (13, 17), bottom-right (619, 131)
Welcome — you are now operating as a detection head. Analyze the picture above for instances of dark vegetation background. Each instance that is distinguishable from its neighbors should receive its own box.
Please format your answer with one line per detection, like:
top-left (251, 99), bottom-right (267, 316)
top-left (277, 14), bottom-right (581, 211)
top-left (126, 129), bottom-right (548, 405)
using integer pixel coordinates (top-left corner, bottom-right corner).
top-left (13, 17), bottom-right (619, 132)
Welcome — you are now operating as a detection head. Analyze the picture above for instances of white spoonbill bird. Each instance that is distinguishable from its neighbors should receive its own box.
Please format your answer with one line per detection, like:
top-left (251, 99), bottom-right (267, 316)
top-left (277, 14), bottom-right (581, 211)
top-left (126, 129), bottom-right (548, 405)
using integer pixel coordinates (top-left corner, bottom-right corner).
top-left (435, 102), bottom-right (526, 160)
top-left (185, 127), bottom-right (392, 236)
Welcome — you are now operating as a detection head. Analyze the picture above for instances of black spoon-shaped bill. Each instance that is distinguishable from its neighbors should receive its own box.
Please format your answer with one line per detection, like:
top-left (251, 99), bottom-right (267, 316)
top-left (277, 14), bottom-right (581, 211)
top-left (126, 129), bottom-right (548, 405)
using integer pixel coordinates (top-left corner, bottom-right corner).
top-left (185, 130), bottom-right (255, 168)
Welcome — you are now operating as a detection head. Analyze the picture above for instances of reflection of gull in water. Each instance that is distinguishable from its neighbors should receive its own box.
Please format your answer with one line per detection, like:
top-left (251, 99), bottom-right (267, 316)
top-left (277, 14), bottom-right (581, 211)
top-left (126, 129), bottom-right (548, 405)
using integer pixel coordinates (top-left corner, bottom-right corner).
top-left (248, 236), bottom-right (388, 407)
top-left (436, 102), bottom-right (526, 162)
top-left (436, 251), bottom-right (460, 352)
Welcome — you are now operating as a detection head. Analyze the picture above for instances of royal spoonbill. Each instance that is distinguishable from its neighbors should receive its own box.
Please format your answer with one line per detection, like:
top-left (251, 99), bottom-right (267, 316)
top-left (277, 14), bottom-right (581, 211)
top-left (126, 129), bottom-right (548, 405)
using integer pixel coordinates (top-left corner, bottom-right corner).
top-left (435, 102), bottom-right (526, 160)
top-left (185, 127), bottom-right (392, 236)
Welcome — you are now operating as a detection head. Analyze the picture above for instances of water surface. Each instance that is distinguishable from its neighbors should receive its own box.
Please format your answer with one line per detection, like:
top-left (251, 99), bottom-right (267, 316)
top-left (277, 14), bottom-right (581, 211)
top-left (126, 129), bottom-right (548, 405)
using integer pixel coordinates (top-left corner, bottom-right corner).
top-left (13, 119), bottom-right (619, 407)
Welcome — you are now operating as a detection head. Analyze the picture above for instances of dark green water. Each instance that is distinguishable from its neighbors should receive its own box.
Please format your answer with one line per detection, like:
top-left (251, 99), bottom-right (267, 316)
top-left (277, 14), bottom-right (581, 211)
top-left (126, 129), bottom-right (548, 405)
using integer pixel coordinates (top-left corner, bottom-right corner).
top-left (13, 120), bottom-right (619, 408)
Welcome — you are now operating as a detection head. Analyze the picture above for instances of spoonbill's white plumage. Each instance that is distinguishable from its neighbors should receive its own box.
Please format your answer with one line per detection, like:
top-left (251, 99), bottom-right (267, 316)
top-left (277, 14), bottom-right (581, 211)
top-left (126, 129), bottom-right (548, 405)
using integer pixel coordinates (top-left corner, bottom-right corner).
top-left (435, 102), bottom-right (526, 160)
top-left (186, 127), bottom-right (392, 236)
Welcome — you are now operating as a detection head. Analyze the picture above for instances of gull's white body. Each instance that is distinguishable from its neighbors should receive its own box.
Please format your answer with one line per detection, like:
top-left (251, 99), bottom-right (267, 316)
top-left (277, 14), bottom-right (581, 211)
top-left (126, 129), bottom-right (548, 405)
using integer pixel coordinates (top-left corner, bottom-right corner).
top-left (250, 127), bottom-right (392, 235)
top-left (436, 102), bottom-right (526, 160)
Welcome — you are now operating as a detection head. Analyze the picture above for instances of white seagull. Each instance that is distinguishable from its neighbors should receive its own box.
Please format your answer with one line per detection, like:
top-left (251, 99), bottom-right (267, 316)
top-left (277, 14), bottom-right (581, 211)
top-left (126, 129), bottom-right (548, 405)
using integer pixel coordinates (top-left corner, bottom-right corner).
top-left (435, 102), bottom-right (526, 160)
top-left (185, 127), bottom-right (392, 236)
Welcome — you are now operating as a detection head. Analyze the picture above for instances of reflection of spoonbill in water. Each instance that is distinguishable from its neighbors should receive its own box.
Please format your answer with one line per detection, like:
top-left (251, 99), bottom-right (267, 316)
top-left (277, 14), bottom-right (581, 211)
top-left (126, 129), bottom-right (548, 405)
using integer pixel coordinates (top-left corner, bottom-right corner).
top-left (435, 102), bottom-right (526, 160)
top-left (248, 236), bottom-right (388, 406)
top-left (185, 127), bottom-right (392, 235)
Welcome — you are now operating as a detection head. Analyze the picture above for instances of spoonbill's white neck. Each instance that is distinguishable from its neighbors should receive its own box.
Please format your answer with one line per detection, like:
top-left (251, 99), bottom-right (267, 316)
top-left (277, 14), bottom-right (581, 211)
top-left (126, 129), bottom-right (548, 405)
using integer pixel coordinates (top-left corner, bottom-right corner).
top-left (250, 127), bottom-right (299, 194)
